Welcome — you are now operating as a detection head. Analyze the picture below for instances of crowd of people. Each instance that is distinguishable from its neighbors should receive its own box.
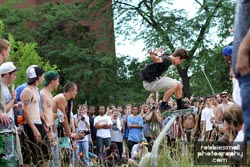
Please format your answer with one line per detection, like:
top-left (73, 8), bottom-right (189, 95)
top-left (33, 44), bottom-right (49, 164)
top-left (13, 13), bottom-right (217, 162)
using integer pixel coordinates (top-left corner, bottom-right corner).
top-left (0, 43), bottom-right (244, 166)
top-left (0, 0), bottom-right (250, 166)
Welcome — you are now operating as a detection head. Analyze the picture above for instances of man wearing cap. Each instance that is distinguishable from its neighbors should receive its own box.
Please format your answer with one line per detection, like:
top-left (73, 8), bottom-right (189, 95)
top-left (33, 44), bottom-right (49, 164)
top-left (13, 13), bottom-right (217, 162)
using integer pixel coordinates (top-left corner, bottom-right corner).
top-left (41, 71), bottom-right (60, 166)
top-left (222, 46), bottom-right (241, 106)
top-left (21, 66), bottom-right (50, 166)
top-left (0, 62), bottom-right (20, 121)
top-left (216, 91), bottom-right (234, 123)
top-left (0, 39), bottom-right (11, 126)
top-left (15, 65), bottom-right (38, 102)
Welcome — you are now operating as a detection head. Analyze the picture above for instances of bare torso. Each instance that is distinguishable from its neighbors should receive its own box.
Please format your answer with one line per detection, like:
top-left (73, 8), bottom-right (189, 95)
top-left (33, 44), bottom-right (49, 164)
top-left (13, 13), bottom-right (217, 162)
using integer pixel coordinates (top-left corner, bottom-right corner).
top-left (41, 88), bottom-right (54, 126)
top-left (183, 113), bottom-right (195, 129)
top-left (22, 86), bottom-right (41, 124)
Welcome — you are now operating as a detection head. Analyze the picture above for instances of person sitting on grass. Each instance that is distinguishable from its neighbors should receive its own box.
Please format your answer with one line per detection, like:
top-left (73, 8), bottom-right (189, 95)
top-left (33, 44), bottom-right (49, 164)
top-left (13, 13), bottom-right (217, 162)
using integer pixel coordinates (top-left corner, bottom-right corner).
top-left (102, 142), bottom-right (128, 167)
top-left (128, 141), bottom-right (149, 167)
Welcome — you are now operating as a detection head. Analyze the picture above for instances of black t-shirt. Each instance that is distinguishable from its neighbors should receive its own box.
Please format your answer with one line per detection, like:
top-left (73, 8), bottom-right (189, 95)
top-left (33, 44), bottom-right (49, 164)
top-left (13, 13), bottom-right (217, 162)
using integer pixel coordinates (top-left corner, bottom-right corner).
top-left (139, 54), bottom-right (172, 82)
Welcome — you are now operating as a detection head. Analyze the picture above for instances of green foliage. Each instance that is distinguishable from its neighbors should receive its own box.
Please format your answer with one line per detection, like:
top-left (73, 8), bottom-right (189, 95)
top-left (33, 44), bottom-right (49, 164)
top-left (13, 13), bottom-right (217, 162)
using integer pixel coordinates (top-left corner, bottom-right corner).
top-left (0, 0), bottom-right (236, 107)
top-left (0, 20), bottom-right (4, 37)
top-left (140, 142), bottom-right (229, 167)
top-left (0, 1), bottom-right (120, 107)
top-left (6, 34), bottom-right (58, 87)
top-left (116, 55), bottom-right (149, 105)
top-left (114, 0), bottom-right (235, 97)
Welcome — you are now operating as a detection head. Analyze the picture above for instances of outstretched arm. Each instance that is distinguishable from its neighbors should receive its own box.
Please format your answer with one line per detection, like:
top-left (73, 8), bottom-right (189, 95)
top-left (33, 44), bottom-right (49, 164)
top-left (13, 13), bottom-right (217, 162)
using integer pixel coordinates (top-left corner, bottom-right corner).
top-left (149, 50), bottom-right (163, 63)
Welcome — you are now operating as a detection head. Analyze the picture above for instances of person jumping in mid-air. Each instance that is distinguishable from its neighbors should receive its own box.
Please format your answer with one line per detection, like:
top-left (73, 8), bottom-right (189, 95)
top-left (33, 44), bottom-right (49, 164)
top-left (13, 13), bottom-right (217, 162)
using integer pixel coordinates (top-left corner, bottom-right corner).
top-left (140, 47), bottom-right (189, 112)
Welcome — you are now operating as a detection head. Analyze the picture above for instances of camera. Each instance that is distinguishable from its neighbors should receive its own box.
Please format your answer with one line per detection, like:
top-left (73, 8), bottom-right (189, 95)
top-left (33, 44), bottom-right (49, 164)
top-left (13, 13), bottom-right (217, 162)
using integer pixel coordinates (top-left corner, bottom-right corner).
top-left (149, 103), bottom-right (158, 111)
top-left (112, 152), bottom-right (118, 157)
top-left (83, 130), bottom-right (90, 135)
top-left (80, 116), bottom-right (85, 121)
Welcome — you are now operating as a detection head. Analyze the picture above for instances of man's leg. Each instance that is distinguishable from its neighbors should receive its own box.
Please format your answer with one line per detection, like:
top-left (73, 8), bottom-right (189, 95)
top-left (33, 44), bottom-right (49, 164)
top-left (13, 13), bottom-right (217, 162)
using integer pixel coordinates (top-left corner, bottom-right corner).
top-left (239, 74), bottom-right (250, 142)
top-left (175, 81), bottom-right (186, 110)
top-left (97, 137), bottom-right (103, 163)
top-left (161, 81), bottom-right (185, 111)
top-left (162, 83), bottom-right (177, 102)
top-left (83, 141), bottom-right (90, 166)
top-left (159, 85), bottom-right (177, 111)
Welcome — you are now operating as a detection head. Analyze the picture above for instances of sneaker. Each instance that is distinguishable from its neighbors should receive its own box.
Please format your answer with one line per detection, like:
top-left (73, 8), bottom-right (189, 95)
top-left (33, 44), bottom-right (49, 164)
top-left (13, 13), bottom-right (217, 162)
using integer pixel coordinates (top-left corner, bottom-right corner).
top-left (159, 103), bottom-right (172, 111)
top-left (177, 104), bottom-right (188, 110)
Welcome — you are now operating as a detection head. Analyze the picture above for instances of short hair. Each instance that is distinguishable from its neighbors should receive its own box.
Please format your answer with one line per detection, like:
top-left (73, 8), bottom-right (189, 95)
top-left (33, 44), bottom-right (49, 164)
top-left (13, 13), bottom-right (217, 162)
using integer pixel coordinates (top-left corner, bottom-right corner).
top-left (110, 143), bottom-right (118, 150)
top-left (89, 105), bottom-right (95, 110)
top-left (172, 48), bottom-right (189, 60)
top-left (64, 82), bottom-right (76, 93)
top-left (0, 39), bottom-right (10, 51)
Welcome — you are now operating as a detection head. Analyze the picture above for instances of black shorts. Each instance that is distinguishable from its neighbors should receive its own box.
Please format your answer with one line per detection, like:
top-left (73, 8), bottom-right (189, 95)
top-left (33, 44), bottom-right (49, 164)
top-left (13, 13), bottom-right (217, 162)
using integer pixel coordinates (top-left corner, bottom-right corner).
top-left (23, 123), bottom-right (50, 165)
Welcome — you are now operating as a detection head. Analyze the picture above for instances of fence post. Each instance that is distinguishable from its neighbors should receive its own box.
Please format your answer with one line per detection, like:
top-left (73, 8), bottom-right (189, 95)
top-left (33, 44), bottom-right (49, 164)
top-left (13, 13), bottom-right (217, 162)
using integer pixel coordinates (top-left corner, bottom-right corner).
top-left (150, 114), bottom-right (178, 167)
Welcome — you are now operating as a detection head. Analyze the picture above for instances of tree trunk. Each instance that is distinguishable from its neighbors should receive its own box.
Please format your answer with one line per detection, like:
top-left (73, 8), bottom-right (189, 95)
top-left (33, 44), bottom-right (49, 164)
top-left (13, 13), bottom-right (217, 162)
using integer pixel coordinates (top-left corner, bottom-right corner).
top-left (178, 66), bottom-right (190, 98)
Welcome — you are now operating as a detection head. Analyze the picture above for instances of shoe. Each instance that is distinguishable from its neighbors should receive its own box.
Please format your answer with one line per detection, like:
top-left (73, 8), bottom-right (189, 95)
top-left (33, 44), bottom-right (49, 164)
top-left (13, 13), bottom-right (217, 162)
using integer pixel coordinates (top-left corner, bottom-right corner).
top-left (159, 103), bottom-right (172, 111)
top-left (177, 104), bottom-right (188, 110)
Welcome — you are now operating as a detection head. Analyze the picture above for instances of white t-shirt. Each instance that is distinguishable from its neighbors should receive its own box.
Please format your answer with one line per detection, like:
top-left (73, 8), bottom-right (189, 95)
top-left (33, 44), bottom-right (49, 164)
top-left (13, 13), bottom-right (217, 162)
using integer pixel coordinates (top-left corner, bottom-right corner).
top-left (232, 78), bottom-right (242, 107)
top-left (131, 143), bottom-right (148, 160)
top-left (74, 114), bottom-right (90, 141)
top-left (3, 84), bottom-right (14, 121)
top-left (94, 115), bottom-right (112, 138)
top-left (201, 107), bottom-right (214, 131)
top-left (234, 129), bottom-right (244, 142)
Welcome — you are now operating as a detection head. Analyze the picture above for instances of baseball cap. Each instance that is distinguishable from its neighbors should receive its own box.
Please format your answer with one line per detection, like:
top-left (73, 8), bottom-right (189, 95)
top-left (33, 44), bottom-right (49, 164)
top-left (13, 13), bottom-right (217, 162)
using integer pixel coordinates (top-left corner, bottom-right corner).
top-left (222, 46), bottom-right (233, 56)
top-left (26, 65), bottom-right (38, 76)
top-left (0, 62), bottom-right (20, 74)
top-left (26, 66), bottom-right (44, 84)
top-left (44, 71), bottom-right (59, 86)
top-left (220, 91), bottom-right (228, 96)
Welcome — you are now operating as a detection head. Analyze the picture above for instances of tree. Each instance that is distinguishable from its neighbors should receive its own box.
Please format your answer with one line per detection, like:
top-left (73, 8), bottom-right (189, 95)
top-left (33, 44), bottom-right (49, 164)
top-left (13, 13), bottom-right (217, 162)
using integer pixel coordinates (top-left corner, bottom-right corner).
top-left (114, 0), bottom-right (235, 97)
top-left (0, 21), bottom-right (57, 87)
top-left (0, 1), bottom-right (119, 106)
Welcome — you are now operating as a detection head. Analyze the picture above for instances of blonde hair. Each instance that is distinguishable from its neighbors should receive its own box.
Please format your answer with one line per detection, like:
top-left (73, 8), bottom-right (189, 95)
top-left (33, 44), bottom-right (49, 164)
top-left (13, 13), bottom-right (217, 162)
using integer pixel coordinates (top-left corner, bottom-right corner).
top-left (0, 39), bottom-right (10, 51)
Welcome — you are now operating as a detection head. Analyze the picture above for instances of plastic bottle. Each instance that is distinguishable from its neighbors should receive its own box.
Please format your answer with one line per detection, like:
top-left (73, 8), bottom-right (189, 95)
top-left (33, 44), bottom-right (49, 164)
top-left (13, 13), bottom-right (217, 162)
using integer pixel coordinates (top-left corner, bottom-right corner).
top-left (57, 110), bottom-right (64, 123)
top-left (17, 109), bottom-right (24, 128)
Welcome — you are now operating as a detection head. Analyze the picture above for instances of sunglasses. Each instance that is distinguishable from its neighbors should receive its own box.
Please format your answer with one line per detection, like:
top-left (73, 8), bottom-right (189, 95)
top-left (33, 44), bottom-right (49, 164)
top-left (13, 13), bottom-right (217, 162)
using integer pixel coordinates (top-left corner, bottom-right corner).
top-left (221, 96), bottom-right (228, 98)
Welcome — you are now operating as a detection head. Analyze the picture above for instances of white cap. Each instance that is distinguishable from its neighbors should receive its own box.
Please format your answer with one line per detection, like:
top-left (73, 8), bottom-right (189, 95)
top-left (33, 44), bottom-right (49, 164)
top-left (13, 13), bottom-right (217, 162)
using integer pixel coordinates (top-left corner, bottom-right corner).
top-left (27, 67), bottom-right (37, 79)
top-left (0, 62), bottom-right (20, 74)
top-left (25, 65), bottom-right (38, 76)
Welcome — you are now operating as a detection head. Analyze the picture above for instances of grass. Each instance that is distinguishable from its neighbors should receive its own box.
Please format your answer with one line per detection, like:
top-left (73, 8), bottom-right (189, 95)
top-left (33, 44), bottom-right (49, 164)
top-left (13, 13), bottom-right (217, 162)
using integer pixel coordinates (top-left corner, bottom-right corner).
top-left (138, 141), bottom-right (237, 167)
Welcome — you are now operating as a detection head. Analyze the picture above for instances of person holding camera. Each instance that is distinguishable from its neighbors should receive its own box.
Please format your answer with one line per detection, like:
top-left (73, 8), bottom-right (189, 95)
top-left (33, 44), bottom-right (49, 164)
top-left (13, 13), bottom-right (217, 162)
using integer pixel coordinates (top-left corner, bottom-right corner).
top-left (142, 103), bottom-right (162, 151)
top-left (74, 104), bottom-right (91, 166)
top-left (129, 142), bottom-right (149, 166)
top-left (102, 143), bottom-right (128, 167)
top-left (140, 48), bottom-right (189, 112)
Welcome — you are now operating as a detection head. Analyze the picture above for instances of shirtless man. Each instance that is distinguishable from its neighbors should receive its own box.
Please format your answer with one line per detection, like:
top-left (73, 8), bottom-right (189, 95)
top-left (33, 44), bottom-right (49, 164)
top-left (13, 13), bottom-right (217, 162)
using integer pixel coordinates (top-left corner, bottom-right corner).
top-left (53, 82), bottom-right (80, 138)
top-left (53, 82), bottom-right (84, 165)
top-left (179, 98), bottom-right (195, 142)
top-left (21, 66), bottom-right (50, 167)
top-left (40, 71), bottom-right (59, 166)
